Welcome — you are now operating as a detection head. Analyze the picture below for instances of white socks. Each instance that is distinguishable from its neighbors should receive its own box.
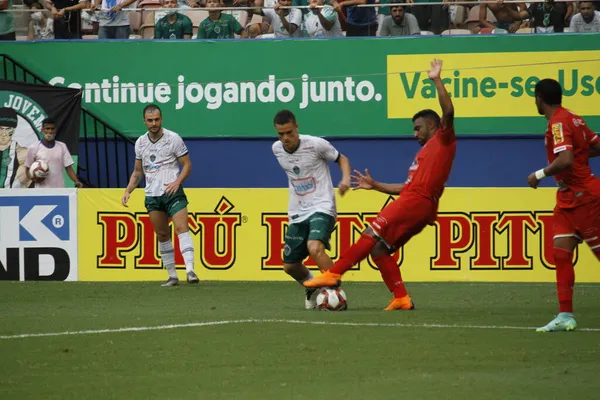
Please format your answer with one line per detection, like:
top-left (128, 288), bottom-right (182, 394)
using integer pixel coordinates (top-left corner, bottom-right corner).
top-left (178, 231), bottom-right (195, 273)
top-left (158, 240), bottom-right (177, 279)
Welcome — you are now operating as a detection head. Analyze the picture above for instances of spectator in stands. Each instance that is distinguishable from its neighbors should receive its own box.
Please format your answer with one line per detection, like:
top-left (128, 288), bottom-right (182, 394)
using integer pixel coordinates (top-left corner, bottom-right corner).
top-left (409, 0), bottom-right (448, 35)
top-left (247, 0), bottom-right (302, 38)
top-left (505, 0), bottom-right (569, 33)
top-left (304, 0), bottom-right (343, 37)
top-left (0, 0), bottom-right (15, 41)
top-left (379, 2), bottom-right (420, 36)
top-left (92, 0), bottom-right (136, 39)
top-left (332, 0), bottom-right (377, 36)
top-left (245, 0), bottom-right (275, 38)
top-left (48, 0), bottom-right (89, 39)
top-left (155, 0), bottom-right (193, 38)
top-left (198, 0), bottom-right (248, 38)
top-left (570, 1), bottom-right (600, 32)
top-left (26, 0), bottom-right (54, 40)
top-left (479, 1), bottom-right (526, 33)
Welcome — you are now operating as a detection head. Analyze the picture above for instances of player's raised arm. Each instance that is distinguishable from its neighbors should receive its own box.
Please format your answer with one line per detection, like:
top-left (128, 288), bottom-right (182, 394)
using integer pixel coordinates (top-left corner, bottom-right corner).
top-left (429, 59), bottom-right (454, 132)
top-left (351, 169), bottom-right (404, 195)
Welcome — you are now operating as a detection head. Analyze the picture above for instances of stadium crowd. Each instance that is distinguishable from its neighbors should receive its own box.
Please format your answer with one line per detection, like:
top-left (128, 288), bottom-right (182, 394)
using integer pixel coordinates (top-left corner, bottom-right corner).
top-left (0, 0), bottom-right (599, 40)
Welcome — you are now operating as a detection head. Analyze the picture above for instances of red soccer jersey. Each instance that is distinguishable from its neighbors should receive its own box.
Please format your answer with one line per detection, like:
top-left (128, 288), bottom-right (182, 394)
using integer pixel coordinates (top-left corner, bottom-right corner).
top-left (403, 126), bottom-right (457, 204)
top-left (545, 107), bottom-right (600, 209)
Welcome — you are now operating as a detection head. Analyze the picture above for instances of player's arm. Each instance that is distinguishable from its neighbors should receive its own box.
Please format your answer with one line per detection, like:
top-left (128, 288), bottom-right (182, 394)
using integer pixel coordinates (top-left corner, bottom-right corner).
top-left (528, 122), bottom-right (574, 188)
top-left (351, 169), bottom-right (404, 195)
top-left (371, 181), bottom-right (404, 195)
top-left (122, 159), bottom-right (143, 206)
top-left (164, 152), bottom-right (191, 195)
top-left (429, 59), bottom-right (455, 142)
top-left (175, 154), bottom-right (192, 185)
top-left (336, 153), bottom-right (351, 195)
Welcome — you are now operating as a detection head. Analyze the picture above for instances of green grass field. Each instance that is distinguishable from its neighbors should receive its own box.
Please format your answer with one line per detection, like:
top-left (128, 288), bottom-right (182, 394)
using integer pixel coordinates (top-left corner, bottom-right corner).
top-left (1, 281), bottom-right (599, 400)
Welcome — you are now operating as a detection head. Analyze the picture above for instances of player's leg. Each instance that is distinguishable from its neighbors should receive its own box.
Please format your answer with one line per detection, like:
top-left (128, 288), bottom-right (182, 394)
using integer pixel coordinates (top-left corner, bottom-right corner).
top-left (304, 197), bottom-right (432, 289)
top-left (370, 243), bottom-right (413, 311)
top-left (282, 220), bottom-right (315, 308)
top-left (302, 225), bottom-right (379, 288)
top-left (303, 213), bottom-right (337, 308)
top-left (167, 189), bottom-right (198, 284)
top-left (371, 215), bottom-right (429, 310)
top-left (306, 212), bottom-right (336, 273)
top-left (146, 196), bottom-right (179, 286)
top-left (537, 206), bottom-right (578, 332)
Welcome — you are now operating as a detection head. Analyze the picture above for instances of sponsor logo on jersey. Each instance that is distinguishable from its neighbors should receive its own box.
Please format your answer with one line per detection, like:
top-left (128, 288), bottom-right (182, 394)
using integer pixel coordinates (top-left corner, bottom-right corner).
top-left (292, 177), bottom-right (316, 196)
top-left (552, 123), bottom-right (564, 145)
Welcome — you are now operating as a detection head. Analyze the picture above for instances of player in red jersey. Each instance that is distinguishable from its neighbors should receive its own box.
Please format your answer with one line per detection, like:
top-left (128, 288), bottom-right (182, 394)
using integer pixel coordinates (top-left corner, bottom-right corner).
top-left (528, 78), bottom-right (600, 332)
top-left (303, 59), bottom-right (456, 310)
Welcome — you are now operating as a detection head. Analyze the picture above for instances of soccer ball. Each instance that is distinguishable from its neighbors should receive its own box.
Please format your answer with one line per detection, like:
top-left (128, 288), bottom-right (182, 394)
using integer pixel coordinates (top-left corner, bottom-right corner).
top-left (30, 160), bottom-right (49, 179)
top-left (316, 287), bottom-right (348, 311)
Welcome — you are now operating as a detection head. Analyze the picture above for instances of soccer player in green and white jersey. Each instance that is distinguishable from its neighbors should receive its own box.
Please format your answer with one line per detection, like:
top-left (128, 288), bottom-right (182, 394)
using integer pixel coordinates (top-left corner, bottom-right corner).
top-left (272, 110), bottom-right (352, 309)
top-left (122, 104), bottom-right (199, 286)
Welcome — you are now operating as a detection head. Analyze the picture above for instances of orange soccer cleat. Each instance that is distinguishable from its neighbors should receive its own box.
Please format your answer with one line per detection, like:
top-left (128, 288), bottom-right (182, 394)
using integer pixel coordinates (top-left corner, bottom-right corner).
top-left (384, 295), bottom-right (415, 311)
top-left (302, 271), bottom-right (342, 288)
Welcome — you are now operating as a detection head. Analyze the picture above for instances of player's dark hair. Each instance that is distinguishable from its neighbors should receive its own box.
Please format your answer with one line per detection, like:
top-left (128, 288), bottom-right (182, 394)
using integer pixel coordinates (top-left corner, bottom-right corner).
top-left (143, 104), bottom-right (162, 118)
top-left (412, 109), bottom-right (441, 127)
top-left (535, 79), bottom-right (562, 106)
top-left (42, 118), bottom-right (56, 127)
top-left (273, 110), bottom-right (296, 126)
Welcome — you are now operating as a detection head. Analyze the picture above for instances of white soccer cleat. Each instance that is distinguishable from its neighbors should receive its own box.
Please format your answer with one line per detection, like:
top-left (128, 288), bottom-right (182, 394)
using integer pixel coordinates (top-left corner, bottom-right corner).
top-left (305, 288), bottom-right (319, 309)
top-left (536, 313), bottom-right (577, 332)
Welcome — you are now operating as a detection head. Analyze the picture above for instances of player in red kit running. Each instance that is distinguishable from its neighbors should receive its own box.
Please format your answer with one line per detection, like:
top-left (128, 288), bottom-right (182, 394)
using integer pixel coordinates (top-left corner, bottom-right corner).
top-left (303, 59), bottom-right (456, 310)
top-left (528, 78), bottom-right (600, 332)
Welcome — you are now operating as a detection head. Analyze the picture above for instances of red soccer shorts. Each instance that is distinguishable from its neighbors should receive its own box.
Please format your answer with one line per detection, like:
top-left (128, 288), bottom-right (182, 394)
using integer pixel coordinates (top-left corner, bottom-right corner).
top-left (553, 200), bottom-right (600, 253)
top-left (370, 194), bottom-right (436, 251)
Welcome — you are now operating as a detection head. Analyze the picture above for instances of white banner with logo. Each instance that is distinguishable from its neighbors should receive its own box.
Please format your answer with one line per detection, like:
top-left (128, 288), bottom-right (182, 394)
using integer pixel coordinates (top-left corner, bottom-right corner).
top-left (0, 188), bottom-right (78, 281)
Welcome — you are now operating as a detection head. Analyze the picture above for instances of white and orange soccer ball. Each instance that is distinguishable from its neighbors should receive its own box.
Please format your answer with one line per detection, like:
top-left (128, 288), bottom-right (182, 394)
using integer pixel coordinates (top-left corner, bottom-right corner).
top-left (316, 287), bottom-right (348, 311)
top-left (29, 160), bottom-right (49, 179)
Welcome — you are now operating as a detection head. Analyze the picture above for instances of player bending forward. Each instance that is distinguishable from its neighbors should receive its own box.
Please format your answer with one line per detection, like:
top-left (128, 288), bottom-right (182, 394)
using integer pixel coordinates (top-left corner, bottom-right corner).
top-left (272, 110), bottom-right (352, 309)
top-left (528, 79), bottom-right (600, 332)
top-left (304, 59), bottom-right (456, 310)
top-left (122, 104), bottom-right (199, 286)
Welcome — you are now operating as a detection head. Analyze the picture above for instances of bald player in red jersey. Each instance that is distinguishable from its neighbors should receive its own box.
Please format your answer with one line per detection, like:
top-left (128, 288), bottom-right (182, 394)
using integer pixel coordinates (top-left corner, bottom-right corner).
top-left (528, 78), bottom-right (600, 332)
top-left (303, 59), bottom-right (456, 311)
